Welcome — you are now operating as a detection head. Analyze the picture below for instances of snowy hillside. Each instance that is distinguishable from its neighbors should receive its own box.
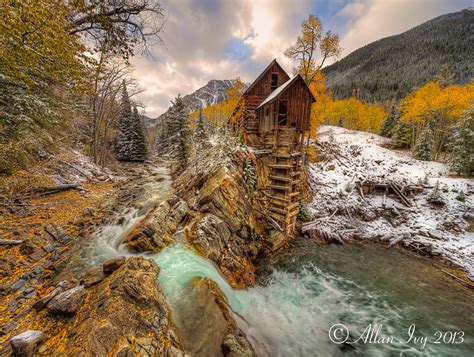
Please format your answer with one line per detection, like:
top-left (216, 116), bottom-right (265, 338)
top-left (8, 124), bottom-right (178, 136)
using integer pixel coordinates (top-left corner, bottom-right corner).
top-left (308, 125), bottom-right (473, 275)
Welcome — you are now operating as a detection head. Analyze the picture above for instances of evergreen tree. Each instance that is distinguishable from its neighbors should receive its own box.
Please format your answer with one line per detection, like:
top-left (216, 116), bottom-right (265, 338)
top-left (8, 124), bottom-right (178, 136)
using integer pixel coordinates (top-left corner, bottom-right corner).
top-left (379, 103), bottom-right (398, 137)
top-left (194, 107), bottom-right (210, 150)
top-left (413, 125), bottom-right (433, 161)
top-left (116, 82), bottom-right (147, 162)
top-left (448, 106), bottom-right (474, 175)
top-left (170, 95), bottom-right (190, 170)
top-left (433, 64), bottom-right (455, 88)
top-left (391, 119), bottom-right (412, 149)
top-left (132, 106), bottom-right (148, 161)
top-left (427, 181), bottom-right (445, 205)
top-left (116, 82), bottom-right (134, 161)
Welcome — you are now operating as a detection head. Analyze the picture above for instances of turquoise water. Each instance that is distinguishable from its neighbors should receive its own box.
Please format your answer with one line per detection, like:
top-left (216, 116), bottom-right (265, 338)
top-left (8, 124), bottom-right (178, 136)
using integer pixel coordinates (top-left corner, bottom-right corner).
top-left (151, 241), bottom-right (474, 357)
top-left (75, 165), bottom-right (473, 356)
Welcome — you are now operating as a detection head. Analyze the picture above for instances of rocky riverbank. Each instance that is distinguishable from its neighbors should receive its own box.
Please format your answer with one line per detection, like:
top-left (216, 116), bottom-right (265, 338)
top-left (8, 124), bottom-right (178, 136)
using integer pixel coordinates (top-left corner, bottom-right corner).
top-left (1, 142), bottom-right (263, 356)
top-left (0, 153), bottom-right (188, 356)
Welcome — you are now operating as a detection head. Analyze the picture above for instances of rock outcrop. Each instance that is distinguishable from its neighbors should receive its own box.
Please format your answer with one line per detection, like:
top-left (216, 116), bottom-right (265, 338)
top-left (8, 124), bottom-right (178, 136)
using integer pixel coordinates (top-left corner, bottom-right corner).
top-left (173, 277), bottom-right (255, 357)
top-left (102, 256), bottom-right (126, 275)
top-left (28, 257), bottom-right (185, 356)
top-left (46, 285), bottom-right (87, 316)
top-left (174, 149), bottom-right (265, 288)
top-left (9, 330), bottom-right (45, 357)
top-left (122, 198), bottom-right (188, 253)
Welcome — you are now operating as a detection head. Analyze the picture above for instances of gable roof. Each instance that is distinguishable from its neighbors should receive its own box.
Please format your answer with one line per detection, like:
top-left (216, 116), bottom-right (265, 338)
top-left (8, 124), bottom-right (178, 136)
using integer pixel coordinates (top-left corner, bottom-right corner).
top-left (243, 59), bottom-right (289, 95)
top-left (257, 74), bottom-right (316, 109)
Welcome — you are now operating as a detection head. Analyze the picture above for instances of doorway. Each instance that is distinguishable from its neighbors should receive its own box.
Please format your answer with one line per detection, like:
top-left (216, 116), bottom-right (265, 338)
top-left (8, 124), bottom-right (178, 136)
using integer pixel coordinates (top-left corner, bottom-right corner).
top-left (278, 101), bottom-right (288, 126)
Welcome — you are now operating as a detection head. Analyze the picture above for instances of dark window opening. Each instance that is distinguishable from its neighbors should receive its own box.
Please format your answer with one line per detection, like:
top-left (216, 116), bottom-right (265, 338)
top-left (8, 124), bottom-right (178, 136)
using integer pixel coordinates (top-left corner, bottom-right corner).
top-left (271, 73), bottom-right (278, 90)
top-left (278, 101), bottom-right (288, 126)
top-left (265, 107), bottom-right (270, 116)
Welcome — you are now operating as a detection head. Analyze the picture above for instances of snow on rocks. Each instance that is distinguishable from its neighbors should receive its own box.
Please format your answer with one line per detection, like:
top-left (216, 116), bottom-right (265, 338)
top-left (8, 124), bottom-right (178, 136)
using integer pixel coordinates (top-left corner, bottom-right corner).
top-left (10, 330), bottom-right (46, 356)
top-left (308, 125), bottom-right (473, 272)
top-left (53, 149), bottom-right (114, 185)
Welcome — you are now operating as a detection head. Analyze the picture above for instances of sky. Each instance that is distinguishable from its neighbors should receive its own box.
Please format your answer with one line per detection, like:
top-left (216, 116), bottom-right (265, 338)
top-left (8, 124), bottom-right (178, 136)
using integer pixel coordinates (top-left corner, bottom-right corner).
top-left (131, 0), bottom-right (472, 117)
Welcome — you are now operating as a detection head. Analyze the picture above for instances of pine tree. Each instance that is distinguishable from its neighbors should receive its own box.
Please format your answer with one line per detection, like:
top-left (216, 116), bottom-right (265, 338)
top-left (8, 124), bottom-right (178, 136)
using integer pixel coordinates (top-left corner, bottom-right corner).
top-left (391, 119), bottom-right (412, 149)
top-left (427, 181), bottom-right (445, 205)
top-left (132, 106), bottom-right (148, 161)
top-left (116, 82), bottom-right (134, 161)
top-left (434, 64), bottom-right (455, 88)
top-left (448, 107), bottom-right (473, 176)
top-left (194, 107), bottom-right (210, 150)
top-left (413, 125), bottom-right (433, 161)
top-left (170, 95), bottom-right (190, 170)
top-left (116, 82), bottom-right (147, 162)
top-left (379, 103), bottom-right (398, 137)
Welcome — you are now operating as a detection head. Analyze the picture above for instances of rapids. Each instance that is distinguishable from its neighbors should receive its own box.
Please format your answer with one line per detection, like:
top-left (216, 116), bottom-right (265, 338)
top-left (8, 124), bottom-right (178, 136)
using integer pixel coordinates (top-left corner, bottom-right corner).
top-left (74, 165), bottom-right (473, 356)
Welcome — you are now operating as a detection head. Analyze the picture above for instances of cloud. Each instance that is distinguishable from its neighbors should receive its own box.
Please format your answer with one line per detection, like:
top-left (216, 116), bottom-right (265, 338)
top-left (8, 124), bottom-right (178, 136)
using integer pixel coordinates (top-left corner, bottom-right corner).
top-left (131, 0), bottom-right (471, 117)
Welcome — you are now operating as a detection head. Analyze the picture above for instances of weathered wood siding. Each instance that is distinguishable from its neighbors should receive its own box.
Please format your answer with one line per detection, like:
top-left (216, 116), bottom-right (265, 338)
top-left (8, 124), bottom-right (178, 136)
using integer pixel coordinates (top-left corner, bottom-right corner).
top-left (256, 76), bottom-right (314, 134)
top-left (278, 76), bottom-right (314, 132)
top-left (246, 62), bottom-right (290, 97)
top-left (240, 61), bottom-right (290, 134)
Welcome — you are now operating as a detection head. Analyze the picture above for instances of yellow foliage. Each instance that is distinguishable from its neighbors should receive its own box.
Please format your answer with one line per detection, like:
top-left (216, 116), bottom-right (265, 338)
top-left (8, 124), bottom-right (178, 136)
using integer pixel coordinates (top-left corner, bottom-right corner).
top-left (401, 80), bottom-right (474, 125)
top-left (308, 70), bottom-right (332, 139)
top-left (314, 97), bottom-right (386, 133)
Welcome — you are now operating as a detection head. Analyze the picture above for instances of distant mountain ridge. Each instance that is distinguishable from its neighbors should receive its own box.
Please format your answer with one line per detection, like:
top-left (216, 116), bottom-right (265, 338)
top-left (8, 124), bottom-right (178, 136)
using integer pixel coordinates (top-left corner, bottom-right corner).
top-left (146, 79), bottom-right (248, 128)
top-left (323, 8), bottom-right (474, 102)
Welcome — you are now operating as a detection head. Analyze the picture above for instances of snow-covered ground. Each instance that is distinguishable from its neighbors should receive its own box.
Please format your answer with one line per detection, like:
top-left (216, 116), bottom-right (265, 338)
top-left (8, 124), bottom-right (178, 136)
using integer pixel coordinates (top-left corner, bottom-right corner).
top-left (308, 125), bottom-right (473, 276)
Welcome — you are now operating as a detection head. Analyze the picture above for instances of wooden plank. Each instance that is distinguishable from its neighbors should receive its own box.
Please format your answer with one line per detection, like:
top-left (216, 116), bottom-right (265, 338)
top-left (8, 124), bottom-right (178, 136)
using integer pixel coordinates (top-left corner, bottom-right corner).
top-left (269, 195), bottom-right (290, 203)
top-left (269, 164), bottom-right (292, 169)
top-left (268, 206), bottom-right (289, 215)
top-left (268, 212), bottom-right (287, 222)
top-left (268, 184), bottom-right (291, 191)
top-left (269, 175), bottom-right (292, 182)
top-left (389, 182), bottom-right (412, 207)
top-left (288, 191), bottom-right (300, 197)
top-left (288, 202), bottom-right (299, 210)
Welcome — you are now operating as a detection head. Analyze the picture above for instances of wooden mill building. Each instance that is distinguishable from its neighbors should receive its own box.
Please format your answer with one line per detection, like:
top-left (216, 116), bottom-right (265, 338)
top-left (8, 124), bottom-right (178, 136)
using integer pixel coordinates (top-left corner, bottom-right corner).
top-left (230, 59), bottom-right (316, 236)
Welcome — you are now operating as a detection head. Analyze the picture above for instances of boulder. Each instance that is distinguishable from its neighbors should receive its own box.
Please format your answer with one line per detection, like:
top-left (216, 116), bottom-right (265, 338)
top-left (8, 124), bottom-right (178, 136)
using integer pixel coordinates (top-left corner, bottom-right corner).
top-left (81, 267), bottom-right (104, 287)
top-left (172, 277), bottom-right (255, 357)
top-left (103, 256), bottom-right (126, 275)
top-left (122, 200), bottom-right (181, 253)
top-left (10, 330), bottom-right (46, 357)
top-left (47, 285), bottom-right (87, 315)
top-left (33, 280), bottom-right (77, 311)
top-left (40, 257), bottom-right (185, 356)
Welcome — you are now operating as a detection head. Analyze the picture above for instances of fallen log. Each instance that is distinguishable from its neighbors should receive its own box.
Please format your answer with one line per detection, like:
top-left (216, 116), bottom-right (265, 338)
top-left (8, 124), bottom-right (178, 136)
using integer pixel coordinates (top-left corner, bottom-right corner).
top-left (389, 181), bottom-right (412, 207)
top-left (388, 235), bottom-right (406, 247)
top-left (355, 182), bottom-right (366, 201)
top-left (441, 270), bottom-right (472, 287)
top-left (0, 239), bottom-right (25, 245)
top-left (255, 208), bottom-right (284, 232)
top-left (23, 184), bottom-right (82, 199)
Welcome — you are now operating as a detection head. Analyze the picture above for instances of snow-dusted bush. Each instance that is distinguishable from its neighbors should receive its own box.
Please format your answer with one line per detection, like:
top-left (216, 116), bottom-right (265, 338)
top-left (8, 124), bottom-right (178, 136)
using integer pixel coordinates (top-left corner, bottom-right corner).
top-left (427, 181), bottom-right (445, 205)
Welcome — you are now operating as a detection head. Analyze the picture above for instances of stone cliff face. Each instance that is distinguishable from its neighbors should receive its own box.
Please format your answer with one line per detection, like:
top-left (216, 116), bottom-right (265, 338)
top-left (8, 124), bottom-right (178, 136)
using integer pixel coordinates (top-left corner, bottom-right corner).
top-left (173, 149), bottom-right (265, 289)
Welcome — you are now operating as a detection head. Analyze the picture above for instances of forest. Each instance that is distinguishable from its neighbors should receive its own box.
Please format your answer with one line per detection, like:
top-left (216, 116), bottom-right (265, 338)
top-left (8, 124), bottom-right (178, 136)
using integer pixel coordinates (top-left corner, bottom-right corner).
top-left (0, 1), bottom-right (163, 174)
top-left (323, 9), bottom-right (474, 102)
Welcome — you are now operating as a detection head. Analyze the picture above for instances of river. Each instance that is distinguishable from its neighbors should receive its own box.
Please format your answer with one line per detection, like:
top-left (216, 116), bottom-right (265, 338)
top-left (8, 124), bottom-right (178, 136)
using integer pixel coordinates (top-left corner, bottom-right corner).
top-left (74, 165), bottom-right (474, 356)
